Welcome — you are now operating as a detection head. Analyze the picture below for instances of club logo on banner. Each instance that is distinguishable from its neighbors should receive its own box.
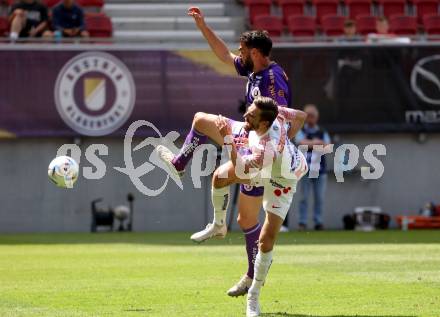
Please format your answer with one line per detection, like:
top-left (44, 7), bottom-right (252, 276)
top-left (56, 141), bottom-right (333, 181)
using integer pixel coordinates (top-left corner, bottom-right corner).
top-left (54, 52), bottom-right (136, 136)
top-left (411, 55), bottom-right (440, 106)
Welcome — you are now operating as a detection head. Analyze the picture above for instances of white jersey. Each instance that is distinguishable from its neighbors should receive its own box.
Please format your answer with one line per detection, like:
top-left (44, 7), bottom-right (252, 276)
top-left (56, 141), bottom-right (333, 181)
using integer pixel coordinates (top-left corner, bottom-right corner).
top-left (237, 106), bottom-right (309, 219)
top-left (245, 107), bottom-right (302, 184)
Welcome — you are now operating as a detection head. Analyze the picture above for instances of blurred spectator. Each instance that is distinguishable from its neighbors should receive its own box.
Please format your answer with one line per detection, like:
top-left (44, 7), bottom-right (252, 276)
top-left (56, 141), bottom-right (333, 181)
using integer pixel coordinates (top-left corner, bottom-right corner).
top-left (9, 0), bottom-right (52, 41)
top-left (367, 17), bottom-right (408, 43)
top-left (343, 20), bottom-right (358, 40)
top-left (376, 17), bottom-right (390, 35)
top-left (296, 104), bottom-right (331, 231)
top-left (52, 0), bottom-right (89, 38)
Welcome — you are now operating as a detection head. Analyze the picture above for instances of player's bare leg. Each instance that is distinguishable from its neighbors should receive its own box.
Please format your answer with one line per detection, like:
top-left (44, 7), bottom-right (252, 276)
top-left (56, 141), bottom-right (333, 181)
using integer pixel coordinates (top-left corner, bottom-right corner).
top-left (227, 193), bottom-right (262, 297)
top-left (247, 211), bottom-right (283, 317)
top-left (156, 112), bottom-right (224, 178)
top-left (191, 160), bottom-right (251, 243)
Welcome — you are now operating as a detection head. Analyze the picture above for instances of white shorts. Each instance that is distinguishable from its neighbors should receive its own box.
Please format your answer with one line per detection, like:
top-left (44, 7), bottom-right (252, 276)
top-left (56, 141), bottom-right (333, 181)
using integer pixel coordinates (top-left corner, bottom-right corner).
top-left (260, 150), bottom-right (308, 220)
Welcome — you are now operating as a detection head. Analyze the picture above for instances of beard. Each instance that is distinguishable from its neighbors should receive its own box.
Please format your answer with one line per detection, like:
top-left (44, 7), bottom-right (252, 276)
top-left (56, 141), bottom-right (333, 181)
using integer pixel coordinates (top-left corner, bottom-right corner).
top-left (243, 57), bottom-right (254, 72)
top-left (244, 120), bottom-right (257, 132)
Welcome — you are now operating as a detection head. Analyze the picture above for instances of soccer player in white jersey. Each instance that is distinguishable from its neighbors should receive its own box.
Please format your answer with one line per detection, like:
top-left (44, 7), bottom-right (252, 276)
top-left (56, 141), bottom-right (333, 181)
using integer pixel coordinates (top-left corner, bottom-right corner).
top-left (161, 6), bottom-right (294, 298)
top-left (157, 97), bottom-right (308, 316)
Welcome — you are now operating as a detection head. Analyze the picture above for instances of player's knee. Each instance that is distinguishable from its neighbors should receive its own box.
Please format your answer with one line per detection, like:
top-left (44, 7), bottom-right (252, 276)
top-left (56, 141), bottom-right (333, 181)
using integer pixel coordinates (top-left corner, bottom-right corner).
top-left (192, 112), bottom-right (206, 129)
top-left (237, 213), bottom-right (258, 230)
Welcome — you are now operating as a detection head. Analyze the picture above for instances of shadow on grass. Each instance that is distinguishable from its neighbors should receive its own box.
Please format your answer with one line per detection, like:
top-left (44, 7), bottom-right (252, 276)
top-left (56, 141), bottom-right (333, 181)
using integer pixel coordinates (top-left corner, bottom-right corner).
top-left (261, 314), bottom-right (415, 317)
top-left (0, 231), bottom-right (439, 245)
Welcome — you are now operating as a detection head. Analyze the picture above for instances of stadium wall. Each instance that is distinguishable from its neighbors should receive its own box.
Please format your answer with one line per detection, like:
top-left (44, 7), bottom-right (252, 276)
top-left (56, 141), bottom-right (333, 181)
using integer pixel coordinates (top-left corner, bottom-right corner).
top-left (0, 134), bottom-right (439, 232)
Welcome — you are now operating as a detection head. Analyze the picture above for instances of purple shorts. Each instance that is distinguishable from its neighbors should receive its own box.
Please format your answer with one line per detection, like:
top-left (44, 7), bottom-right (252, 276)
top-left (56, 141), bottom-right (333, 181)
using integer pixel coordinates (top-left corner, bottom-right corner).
top-left (229, 119), bottom-right (264, 197)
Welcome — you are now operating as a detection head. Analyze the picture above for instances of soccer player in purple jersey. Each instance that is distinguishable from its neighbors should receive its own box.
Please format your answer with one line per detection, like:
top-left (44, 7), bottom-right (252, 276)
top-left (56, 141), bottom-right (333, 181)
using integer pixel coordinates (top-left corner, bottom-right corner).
top-left (158, 6), bottom-right (293, 298)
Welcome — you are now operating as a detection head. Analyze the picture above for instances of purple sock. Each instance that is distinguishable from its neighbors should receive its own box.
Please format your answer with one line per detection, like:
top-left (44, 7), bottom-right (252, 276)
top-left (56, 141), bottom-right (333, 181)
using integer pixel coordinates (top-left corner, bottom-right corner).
top-left (171, 128), bottom-right (207, 171)
top-left (244, 223), bottom-right (261, 279)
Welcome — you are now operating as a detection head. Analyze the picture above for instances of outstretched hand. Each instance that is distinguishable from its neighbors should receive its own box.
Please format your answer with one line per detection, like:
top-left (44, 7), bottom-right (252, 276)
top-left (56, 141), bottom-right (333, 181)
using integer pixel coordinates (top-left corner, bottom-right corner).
top-left (187, 7), bottom-right (206, 29)
top-left (215, 115), bottom-right (232, 140)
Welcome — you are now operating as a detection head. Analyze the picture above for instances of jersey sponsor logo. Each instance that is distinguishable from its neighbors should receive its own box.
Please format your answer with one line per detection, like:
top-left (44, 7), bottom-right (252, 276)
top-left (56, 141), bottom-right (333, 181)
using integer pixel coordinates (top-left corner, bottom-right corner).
top-left (54, 52), bottom-right (136, 136)
top-left (411, 55), bottom-right (440, 106)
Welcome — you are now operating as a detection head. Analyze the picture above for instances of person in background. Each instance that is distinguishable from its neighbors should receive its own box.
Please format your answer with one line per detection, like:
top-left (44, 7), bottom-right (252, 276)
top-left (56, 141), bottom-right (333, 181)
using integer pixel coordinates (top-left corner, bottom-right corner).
top-left (343, 20), bottom-right (358, 41)
top-left (376, 16), bottom-right (390, 35)
top-left (52, 0), bottom-right (89, 38)
top-left (9, 0), bottom-right (52, 41)
top-left (296, 104), bottom-right (331, 231)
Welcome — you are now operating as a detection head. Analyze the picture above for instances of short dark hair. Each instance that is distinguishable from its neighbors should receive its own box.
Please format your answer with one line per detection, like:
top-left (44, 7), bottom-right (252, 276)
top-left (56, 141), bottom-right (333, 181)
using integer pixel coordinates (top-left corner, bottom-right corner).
top-left (254, 97), bottom-right (279, 125)
top-left (239, 30), bottom-right (272, 57)
top-left (344, 20), bottom-right (355, 28)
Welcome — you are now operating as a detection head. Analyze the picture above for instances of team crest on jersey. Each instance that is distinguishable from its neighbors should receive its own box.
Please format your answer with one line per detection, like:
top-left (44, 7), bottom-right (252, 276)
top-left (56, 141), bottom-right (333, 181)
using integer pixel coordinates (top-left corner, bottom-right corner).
top-left (54, 52), bottom-right (136, 136)
top-left (251, 87), bottom-right (261, 98)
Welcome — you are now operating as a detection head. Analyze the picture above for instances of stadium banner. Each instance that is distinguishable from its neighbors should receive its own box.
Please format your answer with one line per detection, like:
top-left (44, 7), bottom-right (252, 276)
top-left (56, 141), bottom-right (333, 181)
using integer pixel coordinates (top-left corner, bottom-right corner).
top-left (272, 45), bottom-right (440, 133)
top-left (0, 45), bottom-right (440, 137)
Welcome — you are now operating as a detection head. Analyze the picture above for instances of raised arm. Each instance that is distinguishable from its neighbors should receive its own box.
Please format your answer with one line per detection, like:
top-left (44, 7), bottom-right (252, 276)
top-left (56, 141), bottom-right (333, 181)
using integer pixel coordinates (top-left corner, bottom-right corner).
top-left (278, 107), bottom-right (307, 139)
top-left (188, 7), bottom-right (236, 66)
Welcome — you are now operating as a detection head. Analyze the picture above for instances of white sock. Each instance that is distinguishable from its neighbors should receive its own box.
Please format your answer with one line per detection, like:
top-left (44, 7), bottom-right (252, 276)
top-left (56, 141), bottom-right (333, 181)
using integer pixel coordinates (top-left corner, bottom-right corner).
top-left (10, 32), bottom-right (18, 40)
top-left (248, 250), bottom-right (273, 297)
top-left (211, 185), bottom-right (229, 226)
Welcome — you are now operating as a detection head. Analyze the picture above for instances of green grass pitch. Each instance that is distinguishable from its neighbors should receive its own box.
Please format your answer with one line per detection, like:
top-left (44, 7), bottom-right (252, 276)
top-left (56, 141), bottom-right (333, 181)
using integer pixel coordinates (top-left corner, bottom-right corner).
top-left (0, 231), bottom-right (439, 317)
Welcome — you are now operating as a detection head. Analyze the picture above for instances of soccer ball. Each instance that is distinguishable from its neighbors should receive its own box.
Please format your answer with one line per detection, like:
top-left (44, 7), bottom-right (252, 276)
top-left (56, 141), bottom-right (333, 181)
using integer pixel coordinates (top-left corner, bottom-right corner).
top-left (48, 156), bottom-right (79, 188)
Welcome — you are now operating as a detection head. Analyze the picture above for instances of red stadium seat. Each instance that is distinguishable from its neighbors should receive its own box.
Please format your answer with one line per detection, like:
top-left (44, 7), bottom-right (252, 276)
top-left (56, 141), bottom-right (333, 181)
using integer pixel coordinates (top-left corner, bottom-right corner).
top-left (253, 15), bottom-right (283, 36)
top-left (355, 15), bottom-right (377, 34)
top-left (345, 0), bottom-right (373, 19)
top-left (312, 0), bottom-right (339, 23)
top-left (413, 0), bottom-right (439, 23)
top-left (287, 15), bottom-right (316, 36)
top-left (43, 0), bottom-right (61, 8)
top-left (85, 13), bottom-right (112, 37)
top-left (0, 16), bottom-right (8, 37)
top-left (278, 0), bottom-right (305, 25)
top-left (244, 0), bottom-right (272, 25)
top-left (77, 0), bottom-right (104, 8)
top-left (378, 0), bottom-right (406, 18)
top-left (423, 14), bottom-right (440, 34)
top-left (321, 15), bottom-right (345, 35)
top-left (389, 15), bottom-right (417, 34)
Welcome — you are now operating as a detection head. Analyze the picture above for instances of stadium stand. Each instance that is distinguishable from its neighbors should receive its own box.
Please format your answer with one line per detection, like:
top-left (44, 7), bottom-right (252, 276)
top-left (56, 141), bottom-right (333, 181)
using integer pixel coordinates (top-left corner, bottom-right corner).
top-left (389, 14), bottom-right (418, 34)
top-left (287, 15), bottom-right (316, 37)
top-left (378, 0), bottom-right (406, 18)
top-left (253, 14), bottom-right (283, 36)
top-left (277, 0), bottom-right (305, 25)
top-left (355, 14), bottom-right (377, 34)
top-left (345, 0), bottom-right (373, 19)
top-left (321, 14), bottom-right (345, 35)
top-left (106, 2), bottom-right (241, 42)
top-left (413, 0), bottom-right (439, 23)
top-left (312, 0), bottom-right (339, 24)
top-left (423, 13), bottom-right (440, 33)
top-left (85, 12), bottom-right (112, 37)
top-left (0, 16), bottom-right (7, 36)
top-left (243, 0), bottom-right (271, 25)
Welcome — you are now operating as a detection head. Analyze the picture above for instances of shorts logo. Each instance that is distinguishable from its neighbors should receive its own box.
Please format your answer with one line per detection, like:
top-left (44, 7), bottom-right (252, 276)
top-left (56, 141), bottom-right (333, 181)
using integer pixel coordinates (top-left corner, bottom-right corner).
top-left (54, 52), bottom-right (136, 136)
top-left (243, 184), bottom-right (254, 191)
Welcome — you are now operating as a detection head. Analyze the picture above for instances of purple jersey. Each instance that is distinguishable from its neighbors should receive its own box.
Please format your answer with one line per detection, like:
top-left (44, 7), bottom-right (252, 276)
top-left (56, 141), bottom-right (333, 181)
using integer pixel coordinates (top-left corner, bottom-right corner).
top-left (234, 56), bottom-right (291, 107)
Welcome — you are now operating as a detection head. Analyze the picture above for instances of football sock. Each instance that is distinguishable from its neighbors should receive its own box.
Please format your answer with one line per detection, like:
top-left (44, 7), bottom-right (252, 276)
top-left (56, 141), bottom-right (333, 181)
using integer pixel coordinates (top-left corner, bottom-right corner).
top-left (244, 223), bottom-right (261, 279)
top-left (248, 250), bottom-right (273, 297)
top-left (171, 128), bottom-right (207, 172)
top-left (212, 185), bottom-right (229, 226)
top-left (10, 32), bottom-right (18, 41)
